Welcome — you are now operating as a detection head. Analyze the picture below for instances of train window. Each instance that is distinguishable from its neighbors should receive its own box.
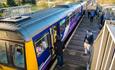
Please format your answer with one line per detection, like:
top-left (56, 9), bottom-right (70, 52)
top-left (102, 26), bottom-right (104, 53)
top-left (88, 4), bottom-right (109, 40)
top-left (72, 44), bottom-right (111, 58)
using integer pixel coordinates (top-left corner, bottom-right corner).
top-left (0, 40), bottom-right (8, 64)
top-left (60, 23), bottom-right (65, 34)
top-left (0, 30), bottom-right (25, 69)
top-left (35, 33), bottom-right (49, 56)
top-left (73, 12), bottom-right (76, 18)
top-left (6, 42), bottom-right (25, 68)
top-left (69, 13), bottom-right (75, 23)
top-left (76, 12), bottom-right (79, 17)
top-left (13, 44), bottom-right (25, 68)
top-left (60, 19), bottom-right (66, 36)
top-left (65, 17), bottom-right (69, 27)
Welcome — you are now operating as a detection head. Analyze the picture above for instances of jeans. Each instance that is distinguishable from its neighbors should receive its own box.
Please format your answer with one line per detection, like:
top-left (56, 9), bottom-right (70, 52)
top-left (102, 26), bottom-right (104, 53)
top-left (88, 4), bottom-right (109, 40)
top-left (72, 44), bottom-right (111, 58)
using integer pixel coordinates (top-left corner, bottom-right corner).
top-left (57, 54), bottom-right (63, 66)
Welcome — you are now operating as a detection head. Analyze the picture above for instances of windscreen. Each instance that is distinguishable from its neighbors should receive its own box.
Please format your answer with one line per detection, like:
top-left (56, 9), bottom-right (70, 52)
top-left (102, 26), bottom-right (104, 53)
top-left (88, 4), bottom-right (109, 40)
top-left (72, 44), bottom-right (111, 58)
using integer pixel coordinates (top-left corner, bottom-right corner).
top-left (0, 30), bottom-right (25, 69)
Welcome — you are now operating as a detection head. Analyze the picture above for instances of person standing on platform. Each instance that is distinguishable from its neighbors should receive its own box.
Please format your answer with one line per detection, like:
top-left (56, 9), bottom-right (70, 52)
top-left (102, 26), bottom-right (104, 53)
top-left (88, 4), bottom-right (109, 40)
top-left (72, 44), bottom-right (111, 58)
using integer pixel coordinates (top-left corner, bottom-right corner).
top-left (100, 13), bottom-right (105, 27)
top-left (96, 6), bottom-right (100, 18)
top-left (88, 11), bottom-right (90, 18)
top-left (54, 35), bottom-right (64, 67)
top-left (90, 10), bottom-right (95, 22)
top-left (83, 30), bottom-right (94, 55)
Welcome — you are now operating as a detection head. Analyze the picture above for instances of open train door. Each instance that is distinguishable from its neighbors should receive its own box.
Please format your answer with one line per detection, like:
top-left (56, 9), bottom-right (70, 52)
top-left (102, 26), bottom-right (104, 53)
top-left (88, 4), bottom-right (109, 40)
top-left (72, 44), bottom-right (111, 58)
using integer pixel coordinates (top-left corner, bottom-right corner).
top-left (50, 24), bottom-right (58, 56)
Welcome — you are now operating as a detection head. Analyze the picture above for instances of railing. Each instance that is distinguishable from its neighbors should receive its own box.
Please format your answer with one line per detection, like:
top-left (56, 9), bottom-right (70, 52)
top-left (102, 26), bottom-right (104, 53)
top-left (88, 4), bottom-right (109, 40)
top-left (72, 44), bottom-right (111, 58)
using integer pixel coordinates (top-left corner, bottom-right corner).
top-left (90, 20), bottom-right (115, 70)
top-left (0, 5), bottom-right (31, 18)
top-left (90, 28), bottom-right (103, 70)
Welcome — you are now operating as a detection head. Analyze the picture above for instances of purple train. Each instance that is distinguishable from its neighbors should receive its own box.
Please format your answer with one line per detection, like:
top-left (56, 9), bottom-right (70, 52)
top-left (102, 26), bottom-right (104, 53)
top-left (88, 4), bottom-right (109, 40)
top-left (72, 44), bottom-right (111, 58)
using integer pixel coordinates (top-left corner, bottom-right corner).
top-left (0, 1), bottom-right (89, 70)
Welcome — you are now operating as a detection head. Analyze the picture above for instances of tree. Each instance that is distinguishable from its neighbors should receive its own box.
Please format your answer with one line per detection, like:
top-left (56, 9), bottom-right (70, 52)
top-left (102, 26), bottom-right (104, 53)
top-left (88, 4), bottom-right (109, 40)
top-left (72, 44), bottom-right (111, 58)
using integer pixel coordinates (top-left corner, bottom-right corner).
top-left (31, 0), bottom-right (36, 4)
top-left (7, 0), bottom-right (16, 6)
top-left (22, 0), bottom-right (26, 4)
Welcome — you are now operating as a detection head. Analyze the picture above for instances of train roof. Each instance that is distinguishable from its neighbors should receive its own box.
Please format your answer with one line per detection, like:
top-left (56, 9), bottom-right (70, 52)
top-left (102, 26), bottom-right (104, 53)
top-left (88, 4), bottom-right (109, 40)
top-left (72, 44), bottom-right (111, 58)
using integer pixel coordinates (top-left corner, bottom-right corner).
top-left (0, 2), bottom-right (82, 41)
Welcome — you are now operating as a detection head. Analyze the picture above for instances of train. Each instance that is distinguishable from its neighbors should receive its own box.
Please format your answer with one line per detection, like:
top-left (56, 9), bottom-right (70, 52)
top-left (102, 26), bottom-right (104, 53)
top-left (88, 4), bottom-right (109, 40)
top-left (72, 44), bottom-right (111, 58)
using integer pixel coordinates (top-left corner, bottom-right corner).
top-left (0, 1), bottom-right (88, 70)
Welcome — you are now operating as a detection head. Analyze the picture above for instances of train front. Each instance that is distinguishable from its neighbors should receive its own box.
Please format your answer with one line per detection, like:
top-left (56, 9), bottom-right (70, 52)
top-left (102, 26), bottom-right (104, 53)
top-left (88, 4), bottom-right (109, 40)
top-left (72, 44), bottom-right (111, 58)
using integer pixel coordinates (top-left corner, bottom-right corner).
top-left (0, 20), bottom-right (25, 70)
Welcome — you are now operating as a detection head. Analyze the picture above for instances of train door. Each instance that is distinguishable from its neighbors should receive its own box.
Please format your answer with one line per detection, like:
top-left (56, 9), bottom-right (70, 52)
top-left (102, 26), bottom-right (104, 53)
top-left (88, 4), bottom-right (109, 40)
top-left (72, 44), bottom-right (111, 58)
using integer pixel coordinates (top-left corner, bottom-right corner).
top-left (50, 25), bottom-right (58, 55)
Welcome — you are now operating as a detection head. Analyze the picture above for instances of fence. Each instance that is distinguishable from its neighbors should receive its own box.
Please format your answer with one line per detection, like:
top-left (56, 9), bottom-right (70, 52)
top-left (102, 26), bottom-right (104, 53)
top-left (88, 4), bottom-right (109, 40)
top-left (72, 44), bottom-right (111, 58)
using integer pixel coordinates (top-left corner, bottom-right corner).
top-left (0, 5), bottom-right (31, 18)
top-left (90, 20), bottom-right (115, 70)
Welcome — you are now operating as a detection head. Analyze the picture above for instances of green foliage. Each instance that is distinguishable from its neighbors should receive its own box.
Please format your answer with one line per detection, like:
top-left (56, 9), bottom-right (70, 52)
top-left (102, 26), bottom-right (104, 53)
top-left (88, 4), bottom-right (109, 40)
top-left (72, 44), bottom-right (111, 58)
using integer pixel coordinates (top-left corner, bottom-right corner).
top-left (0, 13), bottom-right (3, 17)
top-left (0, 3), bottom-right (3, 8)
top-left (7, 0), bottom-right (17, 7)
top-left (16, 1), bottom-right (22, 6)
top-left (2, 3), bottom-right (8, 7)
top-left (31, 0), bottom-right (36, 4)
top-left (0, 3), bottom-right (8, 8)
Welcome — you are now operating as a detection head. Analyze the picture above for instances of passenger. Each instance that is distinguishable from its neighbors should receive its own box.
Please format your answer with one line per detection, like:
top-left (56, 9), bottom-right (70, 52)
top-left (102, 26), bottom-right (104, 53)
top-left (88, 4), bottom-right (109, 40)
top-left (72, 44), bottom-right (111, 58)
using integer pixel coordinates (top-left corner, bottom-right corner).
top-left (100, 13), bottom-right (105, 28)
top-left (54, 35), bottom-right (64, 67)
top-left (90, 11), bottom-right (95, 22)
top-left (42, 41), bottom-right (47, 49)
top-left (17, 47), bottom-right (22, 55)
top-left (95, 6), bottom-right (98, 15)
top-left (16, 44), bottom-right (23, 55)
top-left (36, 44), bottom-right (43, 56)
top-left (88, 11), bottom-right (90, 18)
top-left (84, 30), bottom-right (94, 55)
top-left (96, 6), bottom-right (100, 17)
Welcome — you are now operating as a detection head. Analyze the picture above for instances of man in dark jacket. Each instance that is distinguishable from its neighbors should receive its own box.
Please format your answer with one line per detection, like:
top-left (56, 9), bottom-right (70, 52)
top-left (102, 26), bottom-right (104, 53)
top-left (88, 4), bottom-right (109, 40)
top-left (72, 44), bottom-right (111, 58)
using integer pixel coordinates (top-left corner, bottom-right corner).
top-left (100, 13), bottom-right (105, 26)
top-left (54, 35), bottom-right (64, 67)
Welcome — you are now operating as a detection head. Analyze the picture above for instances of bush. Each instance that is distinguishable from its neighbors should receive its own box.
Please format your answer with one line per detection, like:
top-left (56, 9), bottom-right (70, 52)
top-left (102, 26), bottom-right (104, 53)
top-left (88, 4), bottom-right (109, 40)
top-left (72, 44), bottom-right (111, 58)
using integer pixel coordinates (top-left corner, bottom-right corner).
top-left (0, 13), bottom-right (3, 17)
top-left (7, 0), bottom-right (17, 7)
top-left (0, 3), bottom-right (3, 8)
top-left (2, 3), bottom-right (8, 7)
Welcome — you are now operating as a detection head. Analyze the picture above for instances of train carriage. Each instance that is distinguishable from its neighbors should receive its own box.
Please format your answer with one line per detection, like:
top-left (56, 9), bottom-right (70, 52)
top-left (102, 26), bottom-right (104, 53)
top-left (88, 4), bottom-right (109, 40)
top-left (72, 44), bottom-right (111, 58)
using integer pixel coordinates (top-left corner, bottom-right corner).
top-left (0, 1), bottom-right (86, 70)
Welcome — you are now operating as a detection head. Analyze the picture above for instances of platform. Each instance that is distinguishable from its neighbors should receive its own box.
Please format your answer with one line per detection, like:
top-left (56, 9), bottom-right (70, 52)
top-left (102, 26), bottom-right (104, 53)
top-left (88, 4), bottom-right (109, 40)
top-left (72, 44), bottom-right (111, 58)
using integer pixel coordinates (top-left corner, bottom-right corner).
top-left (55, 12), bottom-right (100, 70)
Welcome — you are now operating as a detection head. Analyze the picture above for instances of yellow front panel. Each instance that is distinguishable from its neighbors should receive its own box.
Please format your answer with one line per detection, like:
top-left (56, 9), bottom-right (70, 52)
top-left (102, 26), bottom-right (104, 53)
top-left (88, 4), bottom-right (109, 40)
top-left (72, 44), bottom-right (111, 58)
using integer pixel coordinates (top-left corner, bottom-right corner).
top-left (25, 41), bottom-right (38, 70)
top-left (0, 64), bottom-right (16, 70)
